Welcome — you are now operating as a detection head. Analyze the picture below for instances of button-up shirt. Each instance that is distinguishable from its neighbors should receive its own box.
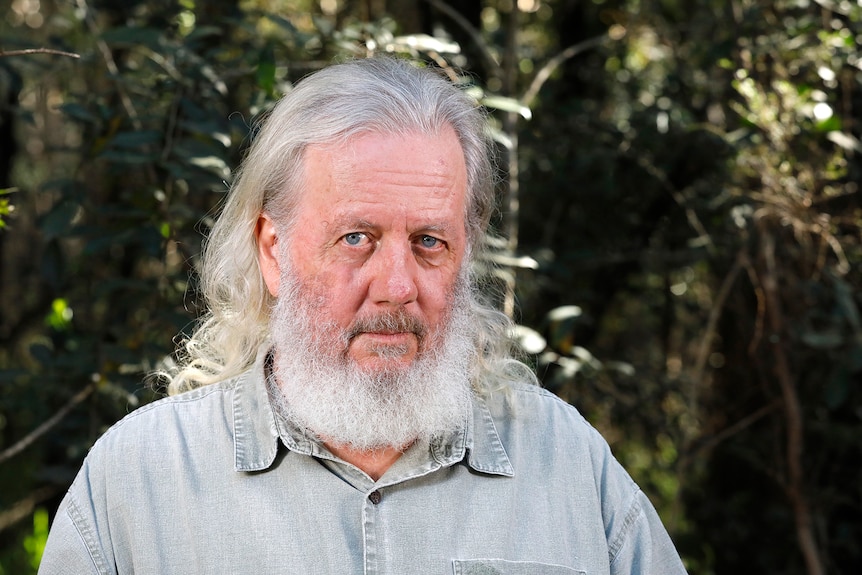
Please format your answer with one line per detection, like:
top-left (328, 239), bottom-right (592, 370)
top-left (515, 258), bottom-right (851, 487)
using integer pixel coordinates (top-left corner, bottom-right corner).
top-left (39, 352), bottom-right (687, 574)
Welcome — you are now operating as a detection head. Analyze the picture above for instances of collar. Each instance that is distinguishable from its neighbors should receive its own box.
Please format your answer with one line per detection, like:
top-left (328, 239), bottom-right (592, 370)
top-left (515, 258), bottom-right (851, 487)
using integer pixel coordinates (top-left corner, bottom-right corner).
top-left (231, 350), bottom-right (514, 478)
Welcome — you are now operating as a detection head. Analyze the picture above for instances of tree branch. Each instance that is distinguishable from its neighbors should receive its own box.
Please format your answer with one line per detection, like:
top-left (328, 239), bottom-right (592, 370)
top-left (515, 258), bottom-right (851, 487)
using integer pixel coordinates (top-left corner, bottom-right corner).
top-left (680, 400), bottom-right (780, 469)
top-left (521, 34), bottom-right (607, 106)
top-left (690, 247), bottom-right (745, 418)
top-left (760, 225), bottom-right (825, 575)
top-left (0, 486), bottom-right (61, 532)
top-left (75, 0), bottom-right (142, 130)
top-left (0, 384), bottom-right (95, 465)
top-left (422, 0), bottom-right (500, 76)
top-left (0, 48), bottom-right (80, 59)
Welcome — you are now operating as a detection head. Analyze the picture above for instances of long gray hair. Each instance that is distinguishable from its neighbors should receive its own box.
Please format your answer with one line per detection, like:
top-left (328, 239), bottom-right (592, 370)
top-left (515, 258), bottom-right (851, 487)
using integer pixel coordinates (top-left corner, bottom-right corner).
top-left (164, 57), bottom-right (533, 394)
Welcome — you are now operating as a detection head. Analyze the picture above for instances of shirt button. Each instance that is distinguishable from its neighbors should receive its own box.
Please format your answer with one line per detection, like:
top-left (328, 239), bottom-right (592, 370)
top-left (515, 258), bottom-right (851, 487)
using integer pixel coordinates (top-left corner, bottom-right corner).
top-left (368, 490), bottom-right (382, 504)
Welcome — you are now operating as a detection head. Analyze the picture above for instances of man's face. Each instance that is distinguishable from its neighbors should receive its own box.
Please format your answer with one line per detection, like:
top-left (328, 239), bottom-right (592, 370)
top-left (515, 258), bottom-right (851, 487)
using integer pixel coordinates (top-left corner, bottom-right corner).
top-left (259, 127), bottom-right (469, 374)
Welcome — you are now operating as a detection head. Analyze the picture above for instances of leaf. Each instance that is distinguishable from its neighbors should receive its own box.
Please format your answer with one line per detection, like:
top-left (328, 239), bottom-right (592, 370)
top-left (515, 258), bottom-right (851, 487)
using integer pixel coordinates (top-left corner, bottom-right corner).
top-left (823, 367), bottom-right (849, 409)
top-left (544, 306), bottom-right (584, 355)
top-left (815, 115), bottom-right (841, 132)
top-left (512, 325), bottom-right (547, 354)
top-left (484, 252), bottom-right (540, 269)
top-left (486, 125), bottom-right (513, 149)
top-left (107, 130), bottom-right (162, 149)
top-left (256, 46), bottom-right (276, 95)
top-left (388, 34), bottom-right (461, 54)
top-left (41, 199), bottom-right (81, 240)
top-left (184, 26), bottom-right (223, 42)
top-left (827, 131), bottom-right (862, 153)
top-left (547, 305), bottom-right (583, 322)
top-left (97, 149), bottom-right (158, 164)
top-left (187, 155), bottom-right (230, 176)
top-left (800, 329), bottom-right (844, 349)
top-left (100, 27), bottom-right (164, 50)
top-left (170, 139), bottom-right (231, 178)
top-left (178, 119), bottom-right (231, 148)
top-left (28, 342), bottom-right (54, 366)
top-left (832, 274), bottom-right (862, 336)
top-left (264, 13), bottom-right (301, 36)
top-left (481, 95), bottom-right (532, 120)
top-left (57, 103), bottom-right (99, 124)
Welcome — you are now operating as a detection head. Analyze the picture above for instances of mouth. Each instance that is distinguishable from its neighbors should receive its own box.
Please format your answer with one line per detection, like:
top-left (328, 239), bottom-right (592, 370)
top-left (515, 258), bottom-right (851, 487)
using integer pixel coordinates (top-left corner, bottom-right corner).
top-left (347, 312), bottom-right (427, 342)
top-left (357, 331), bottom-right (416, 343)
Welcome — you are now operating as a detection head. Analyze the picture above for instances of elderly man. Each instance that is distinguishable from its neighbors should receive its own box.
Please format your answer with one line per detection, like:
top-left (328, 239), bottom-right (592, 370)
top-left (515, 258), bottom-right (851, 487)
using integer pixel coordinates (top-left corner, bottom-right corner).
top-left (39, 57), bottom-right (686, 574)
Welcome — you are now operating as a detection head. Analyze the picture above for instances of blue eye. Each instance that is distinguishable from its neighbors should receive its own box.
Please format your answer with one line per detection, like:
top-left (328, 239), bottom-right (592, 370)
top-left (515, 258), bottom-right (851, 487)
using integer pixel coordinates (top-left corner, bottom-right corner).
top-left (344, 232), bottom-right (366, 246)
top-left (420, 235), bottom-right (439, 248)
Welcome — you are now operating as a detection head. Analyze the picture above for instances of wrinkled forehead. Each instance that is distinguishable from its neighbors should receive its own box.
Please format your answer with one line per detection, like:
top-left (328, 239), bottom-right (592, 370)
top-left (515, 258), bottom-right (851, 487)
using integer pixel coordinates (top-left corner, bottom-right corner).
top-left (295, 128), bottom-right (469, 216)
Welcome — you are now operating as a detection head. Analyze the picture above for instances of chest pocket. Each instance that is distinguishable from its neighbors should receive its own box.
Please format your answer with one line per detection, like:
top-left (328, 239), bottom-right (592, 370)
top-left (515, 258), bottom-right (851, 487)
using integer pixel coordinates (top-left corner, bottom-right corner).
top-left (453, 559), bottom-right (586, 574)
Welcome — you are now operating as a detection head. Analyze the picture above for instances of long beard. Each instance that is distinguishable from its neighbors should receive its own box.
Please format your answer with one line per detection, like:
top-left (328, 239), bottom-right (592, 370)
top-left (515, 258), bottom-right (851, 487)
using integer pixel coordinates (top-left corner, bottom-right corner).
top-left (269, 270), bottom-right (477, 453)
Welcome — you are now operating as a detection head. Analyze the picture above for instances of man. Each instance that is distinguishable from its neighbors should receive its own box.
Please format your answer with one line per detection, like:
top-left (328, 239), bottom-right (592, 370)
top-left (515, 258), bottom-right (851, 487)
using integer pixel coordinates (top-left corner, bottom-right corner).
top-left (39, 57), bottom-right (687, 574)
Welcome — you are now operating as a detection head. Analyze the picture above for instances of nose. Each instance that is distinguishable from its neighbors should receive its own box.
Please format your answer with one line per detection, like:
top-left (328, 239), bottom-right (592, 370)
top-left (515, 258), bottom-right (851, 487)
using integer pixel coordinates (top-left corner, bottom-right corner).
top-left (367, 240), bottom-right (419, 306)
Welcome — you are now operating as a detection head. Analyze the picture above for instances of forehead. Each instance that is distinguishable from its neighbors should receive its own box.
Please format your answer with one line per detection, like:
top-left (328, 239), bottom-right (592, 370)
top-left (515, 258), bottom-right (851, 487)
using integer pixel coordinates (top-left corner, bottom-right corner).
top-left (295, 128), bottom-right (469, 228)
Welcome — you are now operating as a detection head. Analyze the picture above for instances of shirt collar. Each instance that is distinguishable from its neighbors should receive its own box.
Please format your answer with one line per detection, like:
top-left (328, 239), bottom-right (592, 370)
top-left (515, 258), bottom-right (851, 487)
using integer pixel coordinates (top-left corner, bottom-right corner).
top-left (231, 350), bottom-right (514, 477)
top-left (463, 392), bottom-right (514, 477)
top-left (231, 348), bottom-right (282, 472)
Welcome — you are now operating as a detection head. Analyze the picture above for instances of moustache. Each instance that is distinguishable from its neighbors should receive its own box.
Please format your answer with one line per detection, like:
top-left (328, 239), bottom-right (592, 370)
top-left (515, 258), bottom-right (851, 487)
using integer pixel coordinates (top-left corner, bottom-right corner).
top-left (346, 310), bottom-right (428, 341)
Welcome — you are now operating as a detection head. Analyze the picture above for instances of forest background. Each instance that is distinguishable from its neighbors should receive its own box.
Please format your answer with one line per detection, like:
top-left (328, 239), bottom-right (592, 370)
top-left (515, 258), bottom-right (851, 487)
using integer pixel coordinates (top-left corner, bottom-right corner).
top-left (1, 0), bottom-right (860, 573)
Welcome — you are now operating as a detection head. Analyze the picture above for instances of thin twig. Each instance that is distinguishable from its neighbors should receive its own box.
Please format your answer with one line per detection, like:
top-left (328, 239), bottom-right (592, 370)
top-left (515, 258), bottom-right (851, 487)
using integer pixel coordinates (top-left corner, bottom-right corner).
top-left (521, 34), bottom-right (606, 106)
top-left (760, 225), bottom-right (825, 575)
top-left (741, 251), bottom-right (766, 354)
top-left (75, 0), bottom-right (142, 130)
top-left (690, 247), bottom-right (745, 417)
top-left (0, 384), bottom-right (95, 465)
top-left (0, 486), bottom-right (62, 532)
top-left (680, 400), bottom-right (780, 469)
top-left (422, 0), bottom-right (500, 76)
top-left (0, 48), bottom-right (81, 59)
top-left (633, 154), bottom-right (716, 254)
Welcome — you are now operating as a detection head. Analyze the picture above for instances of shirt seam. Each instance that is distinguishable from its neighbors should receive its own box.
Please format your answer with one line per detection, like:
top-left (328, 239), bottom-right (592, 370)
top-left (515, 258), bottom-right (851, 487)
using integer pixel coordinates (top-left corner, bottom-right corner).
top-left (65, 493), bottom-right (110, 575)
top-left (607, 487), bottom-right (644, 568)
top-left (96, 383), bottom-right (235, 439)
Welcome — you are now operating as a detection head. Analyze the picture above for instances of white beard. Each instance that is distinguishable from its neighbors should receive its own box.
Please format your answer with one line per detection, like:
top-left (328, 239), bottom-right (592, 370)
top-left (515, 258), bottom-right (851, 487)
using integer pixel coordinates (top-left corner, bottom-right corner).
top-left (269, 269), bottom-right (477, 453)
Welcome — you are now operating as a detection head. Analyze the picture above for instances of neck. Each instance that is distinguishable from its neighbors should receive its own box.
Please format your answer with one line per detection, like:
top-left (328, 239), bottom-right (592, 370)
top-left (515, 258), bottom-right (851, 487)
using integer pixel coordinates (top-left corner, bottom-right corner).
top-left (324, 442), bottom-right (409, 481)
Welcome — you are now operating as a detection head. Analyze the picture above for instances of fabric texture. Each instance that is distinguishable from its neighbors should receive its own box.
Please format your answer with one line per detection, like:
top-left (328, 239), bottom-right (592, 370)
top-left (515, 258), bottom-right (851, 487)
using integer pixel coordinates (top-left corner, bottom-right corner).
top-left (38, 351), bottom-right (687, 574)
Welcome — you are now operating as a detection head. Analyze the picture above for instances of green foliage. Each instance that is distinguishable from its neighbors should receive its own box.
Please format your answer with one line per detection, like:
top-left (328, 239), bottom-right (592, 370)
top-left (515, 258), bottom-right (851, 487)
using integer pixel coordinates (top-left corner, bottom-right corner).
top-left (22, 509), bottom-right (48, 571)
top-left (0, 189), bottom-right (15, 228)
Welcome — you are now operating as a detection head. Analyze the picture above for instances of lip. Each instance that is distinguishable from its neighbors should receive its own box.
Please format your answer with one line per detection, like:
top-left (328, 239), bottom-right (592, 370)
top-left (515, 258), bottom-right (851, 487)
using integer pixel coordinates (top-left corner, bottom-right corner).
top-left (357, 331), bottom-right (415, 343)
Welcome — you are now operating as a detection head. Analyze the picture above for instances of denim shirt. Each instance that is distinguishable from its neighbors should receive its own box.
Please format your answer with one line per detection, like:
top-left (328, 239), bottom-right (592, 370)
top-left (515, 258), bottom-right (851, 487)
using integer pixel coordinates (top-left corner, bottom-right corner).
top-left (39, 353), bottom-right (686, 575)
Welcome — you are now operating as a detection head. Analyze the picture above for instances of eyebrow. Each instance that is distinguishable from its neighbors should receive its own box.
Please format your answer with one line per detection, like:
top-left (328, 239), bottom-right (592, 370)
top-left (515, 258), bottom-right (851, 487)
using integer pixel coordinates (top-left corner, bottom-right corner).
top-left (324, 217), bottom-right (375, 233)
top-left (324, 217), bottom-right (454, 236)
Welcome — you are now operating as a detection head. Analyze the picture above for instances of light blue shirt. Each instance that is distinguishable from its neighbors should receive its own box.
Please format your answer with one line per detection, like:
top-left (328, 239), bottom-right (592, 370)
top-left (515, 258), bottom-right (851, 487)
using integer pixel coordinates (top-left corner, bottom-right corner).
top-left (39, 352), bottom-right (686, 574)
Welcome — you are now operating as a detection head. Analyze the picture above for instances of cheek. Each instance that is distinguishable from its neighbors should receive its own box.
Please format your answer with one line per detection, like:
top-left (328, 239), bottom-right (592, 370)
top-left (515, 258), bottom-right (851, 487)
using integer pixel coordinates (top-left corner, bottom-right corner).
top-left (418, 272), bottom-right (460, 323)
top-left (305, 272), bottom-right (365, 326)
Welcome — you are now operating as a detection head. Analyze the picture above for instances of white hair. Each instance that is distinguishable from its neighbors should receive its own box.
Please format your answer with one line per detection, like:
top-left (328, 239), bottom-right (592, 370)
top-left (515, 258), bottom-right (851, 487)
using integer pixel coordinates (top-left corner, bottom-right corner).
top-left (163, 57), bottom-right (535, 395)
top-left (269, 261), bottom-right (477, 452)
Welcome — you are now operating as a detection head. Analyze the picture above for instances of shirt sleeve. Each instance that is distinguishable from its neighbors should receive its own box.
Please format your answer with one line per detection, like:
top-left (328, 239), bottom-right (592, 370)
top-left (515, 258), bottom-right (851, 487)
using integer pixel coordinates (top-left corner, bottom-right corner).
top-left (38, 493), bottom-right (110, 575)
top-left (607, 488), bottom-right (688, 574)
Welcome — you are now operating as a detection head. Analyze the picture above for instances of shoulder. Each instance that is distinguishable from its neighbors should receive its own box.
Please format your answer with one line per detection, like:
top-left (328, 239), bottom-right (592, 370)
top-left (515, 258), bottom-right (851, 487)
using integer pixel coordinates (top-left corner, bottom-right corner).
top-left (486, 381), bottom-right (597, 439)
top-left (82, 375), bottom-right (250, 474)
top-left (103, 378), bottom-right (239, 437)
top-left (482, 380), bottom-right (638, 487)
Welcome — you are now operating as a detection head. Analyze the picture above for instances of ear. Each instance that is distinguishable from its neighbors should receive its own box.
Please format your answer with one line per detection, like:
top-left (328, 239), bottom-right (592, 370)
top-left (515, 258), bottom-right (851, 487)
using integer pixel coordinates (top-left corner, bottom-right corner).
top-left (256, 213), bottom-right (281, 297)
